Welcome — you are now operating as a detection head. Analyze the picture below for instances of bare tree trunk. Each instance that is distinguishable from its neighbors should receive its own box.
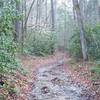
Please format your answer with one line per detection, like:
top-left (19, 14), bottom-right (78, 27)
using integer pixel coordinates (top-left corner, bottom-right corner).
top-left (35, 0), bottom-right (39, 30)
top-left (99, 6), bottom-right (100, 21)
top-left (24, 0), bottom-right (36, 30)
top-left (45, 0), bottom-right (48, 22)
top-left (21, 0), bottom-right (36, 53)
top-left (14, 1), bottom-right (20, 41)
top-left (24, 0), bottom-right (27, 35)
top-left (38, 0), bottom-right (41, 26)
top-left (51, 0), bottom-right (55, 31)
top-left (21, 0), bottom-right (24, 53)
top-left (98, 0), bottom-right (100, 22)
top-left (73, 0), bottom-right (88, 61)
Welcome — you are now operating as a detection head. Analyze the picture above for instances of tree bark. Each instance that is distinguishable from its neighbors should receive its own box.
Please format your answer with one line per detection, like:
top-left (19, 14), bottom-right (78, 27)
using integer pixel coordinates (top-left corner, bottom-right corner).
top-left (21, 0), bottom-right (36, 53)
top-left (98, 0), bottom-right (100, 22)
top-left (14, 1), bottom-right (20, 41)
top-left (45, 0), bottom-right (48, 22)
top-left (73, 0), bottom-right (88, 61)
top-left (24, 0), bottom-right (36, 30)
top-left (51, 0), bottom-right (55, 31)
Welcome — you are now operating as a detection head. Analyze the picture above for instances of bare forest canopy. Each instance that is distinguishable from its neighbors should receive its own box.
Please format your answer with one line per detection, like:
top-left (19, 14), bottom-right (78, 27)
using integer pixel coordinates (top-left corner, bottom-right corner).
top-left (13, 0), bottom-right (100, 60)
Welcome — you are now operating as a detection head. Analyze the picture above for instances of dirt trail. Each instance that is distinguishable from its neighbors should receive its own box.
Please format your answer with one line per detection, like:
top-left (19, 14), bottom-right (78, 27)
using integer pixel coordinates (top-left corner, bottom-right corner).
top-left (26, 55), bottom-right (94, 100)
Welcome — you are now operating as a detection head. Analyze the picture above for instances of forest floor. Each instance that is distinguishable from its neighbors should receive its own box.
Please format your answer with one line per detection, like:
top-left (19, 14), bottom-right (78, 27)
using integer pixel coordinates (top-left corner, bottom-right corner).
top-left (19, 51), bottom-right (99, 100)
top-left (0, 52), bottom-right (99, 100)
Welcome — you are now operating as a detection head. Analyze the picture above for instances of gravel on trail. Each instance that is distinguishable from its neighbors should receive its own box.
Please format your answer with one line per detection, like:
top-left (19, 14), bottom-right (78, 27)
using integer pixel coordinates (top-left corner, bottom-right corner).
top-left (28, 61), bottom-right (95, 100)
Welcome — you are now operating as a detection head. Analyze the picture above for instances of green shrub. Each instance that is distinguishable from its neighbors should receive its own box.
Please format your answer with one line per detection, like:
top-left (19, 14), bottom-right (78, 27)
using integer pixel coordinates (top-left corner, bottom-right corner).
top-left (24, 31), bottom-right (56, 56)
top-left (68, 30), bottom-right (82, 58)
top-left (0, 0), bottom-right (20, 76)
top-left (0, 34), bottom-right (17, 75)
top-left (91, 66), bottom-right (100, 74)
top-left (68, 24), bottom-right (100, 60)
top-left (90, 65), bottom-right (100, 81)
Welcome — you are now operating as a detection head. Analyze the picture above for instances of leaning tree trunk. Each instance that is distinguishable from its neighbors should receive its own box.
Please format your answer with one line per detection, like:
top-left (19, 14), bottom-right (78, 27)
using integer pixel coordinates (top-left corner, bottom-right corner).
top-left (21, 0), bottom-right (36, 53)
top-left (73, 0), bottom-right (88, 61)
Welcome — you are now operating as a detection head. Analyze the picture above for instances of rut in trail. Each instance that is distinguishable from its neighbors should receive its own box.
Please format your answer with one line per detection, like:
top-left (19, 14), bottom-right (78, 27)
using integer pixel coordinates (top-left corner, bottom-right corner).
top-left (28, 60), bottom-right (94, 100)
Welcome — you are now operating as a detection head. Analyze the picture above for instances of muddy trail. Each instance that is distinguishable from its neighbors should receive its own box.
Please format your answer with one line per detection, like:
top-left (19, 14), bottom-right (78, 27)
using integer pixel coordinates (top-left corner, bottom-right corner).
top-left (28, 60), bottom-right (95, 100)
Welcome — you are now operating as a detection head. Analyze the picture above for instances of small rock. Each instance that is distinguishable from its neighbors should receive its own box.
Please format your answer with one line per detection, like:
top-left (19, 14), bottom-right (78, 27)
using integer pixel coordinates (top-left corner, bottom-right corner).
top-left (41, 86), bottom-right (50, 94)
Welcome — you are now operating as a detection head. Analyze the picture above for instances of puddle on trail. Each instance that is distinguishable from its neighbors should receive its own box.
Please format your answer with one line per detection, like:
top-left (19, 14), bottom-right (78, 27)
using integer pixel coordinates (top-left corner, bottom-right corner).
top-left (28, 63), bottom-right (95, 100)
